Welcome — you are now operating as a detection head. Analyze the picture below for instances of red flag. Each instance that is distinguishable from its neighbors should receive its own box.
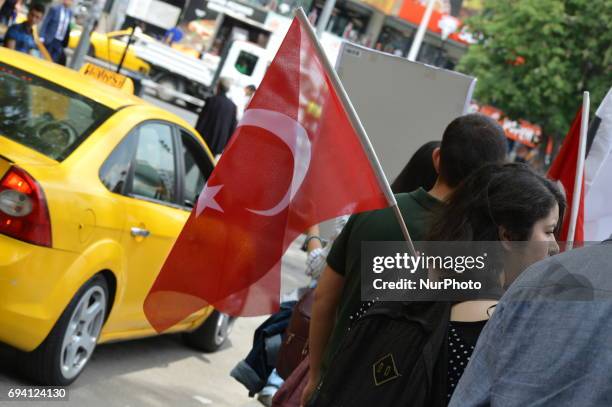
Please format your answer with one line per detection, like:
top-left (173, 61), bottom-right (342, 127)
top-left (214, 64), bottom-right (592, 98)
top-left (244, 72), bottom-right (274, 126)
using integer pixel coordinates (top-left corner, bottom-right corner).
top-left (144, 16), bottom-right (388, 332)
top-left (548, 109), bottom-right (584, 242)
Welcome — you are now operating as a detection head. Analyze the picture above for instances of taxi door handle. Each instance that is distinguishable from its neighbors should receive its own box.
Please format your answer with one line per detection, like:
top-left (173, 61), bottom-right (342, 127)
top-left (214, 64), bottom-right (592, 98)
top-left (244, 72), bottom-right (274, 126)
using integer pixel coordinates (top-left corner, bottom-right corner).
top-left (130, 227), bottom-right (150, 238)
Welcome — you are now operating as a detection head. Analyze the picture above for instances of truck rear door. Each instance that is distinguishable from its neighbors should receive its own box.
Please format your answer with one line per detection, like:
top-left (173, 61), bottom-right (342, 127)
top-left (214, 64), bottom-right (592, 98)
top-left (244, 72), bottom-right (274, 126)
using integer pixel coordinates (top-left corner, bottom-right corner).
top-left (219, 42), bottom-right (268, 84)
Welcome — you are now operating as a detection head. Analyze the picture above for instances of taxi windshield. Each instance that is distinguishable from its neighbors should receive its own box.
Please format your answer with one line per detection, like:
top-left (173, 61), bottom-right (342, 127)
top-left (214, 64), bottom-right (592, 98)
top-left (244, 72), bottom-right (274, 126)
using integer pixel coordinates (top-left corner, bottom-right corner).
top-left (0, 62), bottom-right (114, 161)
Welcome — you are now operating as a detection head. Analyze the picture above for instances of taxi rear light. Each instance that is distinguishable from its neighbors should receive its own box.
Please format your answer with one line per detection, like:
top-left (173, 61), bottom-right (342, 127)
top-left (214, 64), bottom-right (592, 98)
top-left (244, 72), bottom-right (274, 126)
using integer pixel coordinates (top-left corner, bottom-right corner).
top-left (0, 167), bottom-right (52, 247)
top-left (2, 171), bottom-right (33, 194)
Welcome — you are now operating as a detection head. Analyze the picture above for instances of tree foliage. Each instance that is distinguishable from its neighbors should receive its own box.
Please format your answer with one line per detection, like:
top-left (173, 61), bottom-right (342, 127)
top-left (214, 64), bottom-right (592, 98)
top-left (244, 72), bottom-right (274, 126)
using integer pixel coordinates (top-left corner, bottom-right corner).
top-left (457, 0), bottom-right (612, 139)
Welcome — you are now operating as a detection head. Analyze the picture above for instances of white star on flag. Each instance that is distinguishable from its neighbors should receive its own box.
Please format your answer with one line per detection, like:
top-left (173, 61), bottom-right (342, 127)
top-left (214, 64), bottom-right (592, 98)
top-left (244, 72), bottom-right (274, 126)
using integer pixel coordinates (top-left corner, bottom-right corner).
top-left (196, 184), bottom-right (224, 216)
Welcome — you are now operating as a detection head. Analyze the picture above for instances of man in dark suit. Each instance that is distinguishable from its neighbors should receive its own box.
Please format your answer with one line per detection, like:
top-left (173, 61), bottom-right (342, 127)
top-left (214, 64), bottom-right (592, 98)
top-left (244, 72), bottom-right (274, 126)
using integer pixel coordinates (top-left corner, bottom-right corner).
top-left (39, 0), bottom-right (73, 64)
top-left (195, 78), bottom-right (238, 156)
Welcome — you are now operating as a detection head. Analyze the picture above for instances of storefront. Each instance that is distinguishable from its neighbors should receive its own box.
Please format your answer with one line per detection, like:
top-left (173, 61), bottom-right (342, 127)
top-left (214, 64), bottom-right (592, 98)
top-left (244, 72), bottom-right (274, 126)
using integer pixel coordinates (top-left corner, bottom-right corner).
top-left (373, 0), bottom-right (470, 68)
top-left (237, 0), bottom-right (314, 18)
top-left (309, 0), bottom-right (375, 44)
top-left (375, 16), bottom-right (414, 55)
top-left (151, 0), bottom-right (273, 55)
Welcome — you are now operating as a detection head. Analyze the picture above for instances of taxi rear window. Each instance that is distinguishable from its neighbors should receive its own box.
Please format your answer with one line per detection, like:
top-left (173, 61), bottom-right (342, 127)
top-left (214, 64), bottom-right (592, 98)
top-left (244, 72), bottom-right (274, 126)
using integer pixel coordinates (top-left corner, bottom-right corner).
top-left (0, 62), bottom-right (114, 161)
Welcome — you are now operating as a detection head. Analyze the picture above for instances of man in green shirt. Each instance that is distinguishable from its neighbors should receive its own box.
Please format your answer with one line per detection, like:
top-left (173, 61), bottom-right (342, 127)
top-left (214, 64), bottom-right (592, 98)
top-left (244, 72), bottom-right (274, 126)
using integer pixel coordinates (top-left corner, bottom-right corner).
top-left (302, 114), bottom-right (508, 405)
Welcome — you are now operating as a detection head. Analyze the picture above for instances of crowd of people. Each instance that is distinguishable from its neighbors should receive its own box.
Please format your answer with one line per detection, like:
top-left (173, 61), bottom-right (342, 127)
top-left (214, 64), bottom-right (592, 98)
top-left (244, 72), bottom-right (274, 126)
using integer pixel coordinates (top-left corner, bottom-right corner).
top-left (227, 113), bottom-right (611, 407)
top-left (1, 0), bottom-right (73, 64)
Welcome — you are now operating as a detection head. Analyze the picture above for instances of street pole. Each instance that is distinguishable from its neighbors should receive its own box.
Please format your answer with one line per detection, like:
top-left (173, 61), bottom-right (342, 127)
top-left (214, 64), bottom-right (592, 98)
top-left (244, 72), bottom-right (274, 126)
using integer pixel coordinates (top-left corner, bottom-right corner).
top-left (70, 0), bottom-right (104, 70)
top-left (315, 0), bottom-right (336, 37)
top-left (407, 0), bottom-right (435, 62)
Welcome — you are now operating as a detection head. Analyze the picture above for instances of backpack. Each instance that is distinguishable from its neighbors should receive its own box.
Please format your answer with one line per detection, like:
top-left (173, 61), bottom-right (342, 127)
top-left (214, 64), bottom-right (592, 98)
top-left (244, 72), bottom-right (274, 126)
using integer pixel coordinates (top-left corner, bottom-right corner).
top-left (276, 288), bottom-right (315, 379)
top-left (311, 301), bottom-right (451, 407)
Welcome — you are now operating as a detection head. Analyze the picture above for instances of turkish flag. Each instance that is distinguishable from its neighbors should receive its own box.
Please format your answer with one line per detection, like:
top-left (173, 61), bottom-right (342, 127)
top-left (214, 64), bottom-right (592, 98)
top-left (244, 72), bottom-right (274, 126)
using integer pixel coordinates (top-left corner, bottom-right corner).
top-left (548, 108), bottom-right (584, 243)
top-left (144, 16), bottom-right (388, 332)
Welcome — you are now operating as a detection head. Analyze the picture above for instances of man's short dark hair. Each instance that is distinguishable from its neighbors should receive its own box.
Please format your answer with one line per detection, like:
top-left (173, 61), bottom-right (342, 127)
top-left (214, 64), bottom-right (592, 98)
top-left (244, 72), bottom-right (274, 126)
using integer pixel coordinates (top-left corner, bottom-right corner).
top-left (438, 113), bottom-right (508, 188)
top-left (30, 2), bottom-right (45, 14)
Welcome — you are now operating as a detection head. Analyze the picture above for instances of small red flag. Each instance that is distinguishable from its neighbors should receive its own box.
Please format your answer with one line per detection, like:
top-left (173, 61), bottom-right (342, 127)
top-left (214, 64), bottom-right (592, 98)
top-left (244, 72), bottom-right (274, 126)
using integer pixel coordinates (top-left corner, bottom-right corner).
top-left (144, 16), bottom-right (388, 332)
top-left (548, 109), bottom-right (584, 243)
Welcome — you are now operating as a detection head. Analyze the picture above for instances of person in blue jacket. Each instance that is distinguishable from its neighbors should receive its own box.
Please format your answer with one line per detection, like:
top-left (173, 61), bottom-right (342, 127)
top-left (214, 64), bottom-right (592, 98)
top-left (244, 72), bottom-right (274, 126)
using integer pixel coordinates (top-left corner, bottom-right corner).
top-left (4, 3), bottom-right (45, 54)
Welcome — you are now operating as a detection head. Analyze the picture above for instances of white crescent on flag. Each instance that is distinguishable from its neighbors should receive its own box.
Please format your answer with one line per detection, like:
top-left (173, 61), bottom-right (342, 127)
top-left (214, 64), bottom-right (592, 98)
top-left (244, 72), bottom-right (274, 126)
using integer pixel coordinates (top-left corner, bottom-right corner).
top-left (239, 109), bottom-right (312, 217)
top-left (195, 109), bottom-right (312, 218)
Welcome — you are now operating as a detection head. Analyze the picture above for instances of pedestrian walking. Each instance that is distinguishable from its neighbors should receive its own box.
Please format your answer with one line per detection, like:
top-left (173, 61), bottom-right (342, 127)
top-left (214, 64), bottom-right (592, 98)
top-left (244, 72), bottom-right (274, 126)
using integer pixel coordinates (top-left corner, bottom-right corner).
top-left (39, 0), bottom-right (72, 64)
top-left (3, 3), bottom-right (44, 54)
top-left (195, 78), bottom-right (238, 157)
top-left (244, 84), bottom-right (257, 105)
top-left (0, 0), bottom-right (18, 26)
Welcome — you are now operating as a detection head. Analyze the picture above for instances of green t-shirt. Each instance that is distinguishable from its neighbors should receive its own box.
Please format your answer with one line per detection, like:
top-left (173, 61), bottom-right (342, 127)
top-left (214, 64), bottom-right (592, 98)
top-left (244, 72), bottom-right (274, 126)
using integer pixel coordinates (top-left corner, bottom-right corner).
top-left (321, 188), bottom-right (443, 375)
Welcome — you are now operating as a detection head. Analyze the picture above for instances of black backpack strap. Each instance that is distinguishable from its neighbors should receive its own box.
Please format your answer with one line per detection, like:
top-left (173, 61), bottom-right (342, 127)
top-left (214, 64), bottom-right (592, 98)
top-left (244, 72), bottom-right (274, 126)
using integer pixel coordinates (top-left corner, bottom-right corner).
top-left (420, 302), bottom-right (451, 405)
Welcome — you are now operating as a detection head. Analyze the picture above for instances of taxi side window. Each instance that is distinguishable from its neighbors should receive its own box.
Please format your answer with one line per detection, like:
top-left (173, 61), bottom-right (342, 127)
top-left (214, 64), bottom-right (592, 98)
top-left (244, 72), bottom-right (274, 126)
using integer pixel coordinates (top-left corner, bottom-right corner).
top-left (131, 123), bottom-right (178, 204)
top-left (99, 132), bottom-right (137, 194)
top-left (180, 129), bottom-right (214, 208)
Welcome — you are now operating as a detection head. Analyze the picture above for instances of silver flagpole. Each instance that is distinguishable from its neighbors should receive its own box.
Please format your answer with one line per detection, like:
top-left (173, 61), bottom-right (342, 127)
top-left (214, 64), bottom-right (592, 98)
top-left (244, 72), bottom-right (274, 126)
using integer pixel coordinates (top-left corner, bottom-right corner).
top-left (294, 7), bottom-right (417, 256)
top-left (566, 91), bottom-right (589, 249)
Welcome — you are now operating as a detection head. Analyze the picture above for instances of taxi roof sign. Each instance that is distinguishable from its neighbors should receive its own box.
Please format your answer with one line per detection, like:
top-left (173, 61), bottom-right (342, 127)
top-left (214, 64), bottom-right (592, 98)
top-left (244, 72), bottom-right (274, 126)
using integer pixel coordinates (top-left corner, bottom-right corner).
top-left (80, 63), bottom-right (134, 94)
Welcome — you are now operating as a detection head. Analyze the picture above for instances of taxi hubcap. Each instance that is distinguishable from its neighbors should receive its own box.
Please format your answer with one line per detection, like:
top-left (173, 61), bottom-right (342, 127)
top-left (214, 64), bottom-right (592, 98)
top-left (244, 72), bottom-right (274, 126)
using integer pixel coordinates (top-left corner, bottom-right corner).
top-left (215, 313), bottom-right (230, 346)
top-left (60, 286), bottom-right (106, 379)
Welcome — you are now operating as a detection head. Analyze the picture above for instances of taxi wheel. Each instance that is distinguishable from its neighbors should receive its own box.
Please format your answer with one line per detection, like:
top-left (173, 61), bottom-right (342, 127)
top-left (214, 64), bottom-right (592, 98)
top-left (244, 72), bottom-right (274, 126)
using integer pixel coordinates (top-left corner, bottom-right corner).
top-left (183, 310), bottom-right (235, 352)
top-left (19, 275), bottom-right (108, 385)
top-left (156, 74), bottom-right (184, 103)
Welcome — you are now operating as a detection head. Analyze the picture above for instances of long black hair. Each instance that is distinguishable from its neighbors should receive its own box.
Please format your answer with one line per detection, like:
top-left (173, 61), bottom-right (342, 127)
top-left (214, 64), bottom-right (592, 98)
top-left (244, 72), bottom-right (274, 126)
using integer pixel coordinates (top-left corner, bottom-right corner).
top-left (427, 163), bottom-right (566, 242)
top-left (391, 141), bottom-right (441, 193)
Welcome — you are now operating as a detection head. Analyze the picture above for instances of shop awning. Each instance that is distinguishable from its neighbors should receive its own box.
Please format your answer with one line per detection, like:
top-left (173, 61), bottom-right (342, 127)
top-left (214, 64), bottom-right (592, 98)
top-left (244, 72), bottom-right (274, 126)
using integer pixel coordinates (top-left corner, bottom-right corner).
top-left (469, 102), bottom-right (542, 148)
top-left (397, 0), bottom-right (474, 45)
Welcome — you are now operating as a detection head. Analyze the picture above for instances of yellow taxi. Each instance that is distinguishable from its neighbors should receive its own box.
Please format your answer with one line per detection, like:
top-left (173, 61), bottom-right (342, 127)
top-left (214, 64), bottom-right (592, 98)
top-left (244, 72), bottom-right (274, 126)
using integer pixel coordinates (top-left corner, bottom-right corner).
top-left (68, 29), bottom-right (151, 75)
top-left (0, 48), bottom-right (231, 385)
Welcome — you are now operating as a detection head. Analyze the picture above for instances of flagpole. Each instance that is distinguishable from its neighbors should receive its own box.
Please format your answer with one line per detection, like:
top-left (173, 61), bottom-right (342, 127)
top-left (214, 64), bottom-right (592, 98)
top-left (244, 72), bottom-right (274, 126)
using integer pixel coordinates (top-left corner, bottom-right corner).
top-left (295, 8), bottom-right (417, 257)
top-left (567, 91), bottom-right (589, 249)
top-left (407, 0), bottom-right (435, 62)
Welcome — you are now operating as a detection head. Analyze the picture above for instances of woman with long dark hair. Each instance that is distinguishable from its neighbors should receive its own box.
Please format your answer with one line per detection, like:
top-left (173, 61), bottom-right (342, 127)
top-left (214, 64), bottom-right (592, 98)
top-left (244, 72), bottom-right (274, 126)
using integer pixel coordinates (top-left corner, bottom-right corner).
top-left (429, 162), bottom-right (565, 403)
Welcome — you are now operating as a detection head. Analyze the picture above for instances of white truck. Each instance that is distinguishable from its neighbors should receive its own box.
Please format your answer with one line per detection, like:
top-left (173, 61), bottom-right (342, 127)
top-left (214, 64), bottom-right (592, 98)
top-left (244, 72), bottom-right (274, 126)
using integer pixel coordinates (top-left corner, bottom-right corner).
top-left (122, 10), bottom-right (291, 109)
top-left (121, 9), bottom-right (345, 110)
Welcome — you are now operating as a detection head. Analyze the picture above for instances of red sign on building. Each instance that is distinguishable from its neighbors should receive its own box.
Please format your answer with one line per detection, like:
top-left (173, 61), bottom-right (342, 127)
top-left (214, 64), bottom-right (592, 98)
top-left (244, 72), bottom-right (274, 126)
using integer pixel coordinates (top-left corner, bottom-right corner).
top-left (469, 102), bottom-right (542, 147)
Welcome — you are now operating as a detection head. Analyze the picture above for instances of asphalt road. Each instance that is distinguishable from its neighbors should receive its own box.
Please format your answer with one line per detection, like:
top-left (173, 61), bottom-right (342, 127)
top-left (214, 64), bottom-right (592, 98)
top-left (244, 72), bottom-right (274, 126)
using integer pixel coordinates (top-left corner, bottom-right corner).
top-left (0, 96), bottom-right (311, 407)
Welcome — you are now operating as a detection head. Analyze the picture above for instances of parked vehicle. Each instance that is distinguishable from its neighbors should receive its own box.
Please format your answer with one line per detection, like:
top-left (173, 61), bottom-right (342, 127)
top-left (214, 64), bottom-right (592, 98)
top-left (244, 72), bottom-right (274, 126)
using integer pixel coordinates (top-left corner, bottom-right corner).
top-left (68, 29), bottom-right (151, 75)
top-left (0, 47), bottom-right (233, 386)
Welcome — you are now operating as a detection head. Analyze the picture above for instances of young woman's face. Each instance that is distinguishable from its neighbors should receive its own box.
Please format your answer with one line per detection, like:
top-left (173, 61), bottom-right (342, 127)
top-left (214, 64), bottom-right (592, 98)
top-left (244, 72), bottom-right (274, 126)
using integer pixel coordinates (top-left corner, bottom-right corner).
top-left (520, 203), bottom-right (561, 269)
top-left (502, 203), bottom-right (560, 288)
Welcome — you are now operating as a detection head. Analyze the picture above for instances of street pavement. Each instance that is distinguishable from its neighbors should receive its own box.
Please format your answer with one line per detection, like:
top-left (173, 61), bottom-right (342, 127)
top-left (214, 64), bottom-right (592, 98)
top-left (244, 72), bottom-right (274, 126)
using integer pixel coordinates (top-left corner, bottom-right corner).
top-left (0, 96), bottom-right (311, 407)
